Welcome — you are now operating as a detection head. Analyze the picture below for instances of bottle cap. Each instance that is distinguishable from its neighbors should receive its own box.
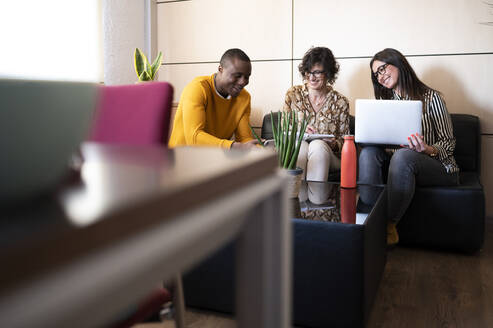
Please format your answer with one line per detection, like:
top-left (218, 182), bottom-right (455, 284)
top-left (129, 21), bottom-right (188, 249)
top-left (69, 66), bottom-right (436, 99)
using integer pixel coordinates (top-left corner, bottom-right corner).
top-left (343, 135), bottom-right (354, 140)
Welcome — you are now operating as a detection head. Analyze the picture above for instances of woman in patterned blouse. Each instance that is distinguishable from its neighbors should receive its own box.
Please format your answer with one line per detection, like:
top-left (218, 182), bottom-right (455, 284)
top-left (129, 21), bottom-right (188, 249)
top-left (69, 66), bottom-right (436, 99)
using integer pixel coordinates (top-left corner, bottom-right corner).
top-left (283, 47), bottom-right (350, 182)
top-left (358, 48), bottom-right (459, 246)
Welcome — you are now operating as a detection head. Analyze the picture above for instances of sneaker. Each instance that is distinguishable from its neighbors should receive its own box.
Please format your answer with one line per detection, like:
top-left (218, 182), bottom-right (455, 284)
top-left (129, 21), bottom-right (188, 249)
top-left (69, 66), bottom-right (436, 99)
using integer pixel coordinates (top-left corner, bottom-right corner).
top-left (387, 222), bottom-right (399, 246)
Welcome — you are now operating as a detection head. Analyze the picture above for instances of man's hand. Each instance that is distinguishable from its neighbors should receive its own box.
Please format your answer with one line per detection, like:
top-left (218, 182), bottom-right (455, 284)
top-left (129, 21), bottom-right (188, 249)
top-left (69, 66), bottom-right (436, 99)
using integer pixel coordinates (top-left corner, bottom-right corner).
top-left (231, 139), bottom-right (260, 150)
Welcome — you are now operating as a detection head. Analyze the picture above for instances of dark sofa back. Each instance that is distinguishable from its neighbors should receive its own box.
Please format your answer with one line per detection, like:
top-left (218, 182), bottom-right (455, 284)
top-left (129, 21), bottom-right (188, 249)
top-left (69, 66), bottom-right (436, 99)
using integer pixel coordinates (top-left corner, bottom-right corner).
top-left (260, 112), bottom-right (278, 140)
top-left (451, 114), bottom-right (480, 173)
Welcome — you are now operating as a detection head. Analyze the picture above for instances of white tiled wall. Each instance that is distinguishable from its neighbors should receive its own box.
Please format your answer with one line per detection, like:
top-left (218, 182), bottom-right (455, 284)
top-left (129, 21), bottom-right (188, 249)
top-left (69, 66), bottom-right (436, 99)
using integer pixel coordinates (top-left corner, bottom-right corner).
top-left (293, 0), bottom-right (493, 58)
top-left (157, 0), bottom-right (292, 63)
top-left (247, 61), bottom-right (292, 127)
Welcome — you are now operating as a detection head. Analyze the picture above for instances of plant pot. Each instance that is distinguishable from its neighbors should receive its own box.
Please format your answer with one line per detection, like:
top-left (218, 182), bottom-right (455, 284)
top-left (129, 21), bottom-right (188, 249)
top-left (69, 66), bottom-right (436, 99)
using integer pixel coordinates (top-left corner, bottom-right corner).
top-left (284, 167), bottom-right (304, 198)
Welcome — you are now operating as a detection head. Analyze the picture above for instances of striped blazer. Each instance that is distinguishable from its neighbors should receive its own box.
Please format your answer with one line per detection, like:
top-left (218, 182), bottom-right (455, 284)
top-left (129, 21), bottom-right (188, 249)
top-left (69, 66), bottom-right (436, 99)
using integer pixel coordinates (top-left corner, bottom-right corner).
top-left (393, 90), bottom-right (459, 173)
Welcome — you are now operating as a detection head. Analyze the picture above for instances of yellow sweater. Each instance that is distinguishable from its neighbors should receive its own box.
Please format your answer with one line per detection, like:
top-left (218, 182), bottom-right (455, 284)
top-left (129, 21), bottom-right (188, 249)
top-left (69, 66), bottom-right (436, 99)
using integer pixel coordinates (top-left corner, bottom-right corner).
top-left (168, 74), bottom-right (254, 148)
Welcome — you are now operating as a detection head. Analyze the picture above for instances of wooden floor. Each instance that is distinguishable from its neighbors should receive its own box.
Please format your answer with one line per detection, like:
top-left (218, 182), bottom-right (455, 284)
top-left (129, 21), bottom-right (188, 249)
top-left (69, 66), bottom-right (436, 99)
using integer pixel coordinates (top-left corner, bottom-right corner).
top-left (136, 217), bottom-right (493, 328)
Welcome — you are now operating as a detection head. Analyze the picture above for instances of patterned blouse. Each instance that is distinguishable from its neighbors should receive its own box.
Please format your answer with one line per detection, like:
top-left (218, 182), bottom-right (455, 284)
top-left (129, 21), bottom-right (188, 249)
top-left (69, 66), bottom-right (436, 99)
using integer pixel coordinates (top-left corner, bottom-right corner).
top-left (283, 84), bottom-right (350, 156)
top-left (393, 90), bottom-right (459, 173)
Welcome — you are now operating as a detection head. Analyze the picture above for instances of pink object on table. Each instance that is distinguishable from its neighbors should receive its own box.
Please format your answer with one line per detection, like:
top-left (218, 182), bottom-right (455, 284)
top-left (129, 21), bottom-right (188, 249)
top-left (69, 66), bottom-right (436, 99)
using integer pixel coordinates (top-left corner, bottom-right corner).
top-left (87, 81), bottom-right (181, 327)
top-left (89, 82), bottom-right (174, 145)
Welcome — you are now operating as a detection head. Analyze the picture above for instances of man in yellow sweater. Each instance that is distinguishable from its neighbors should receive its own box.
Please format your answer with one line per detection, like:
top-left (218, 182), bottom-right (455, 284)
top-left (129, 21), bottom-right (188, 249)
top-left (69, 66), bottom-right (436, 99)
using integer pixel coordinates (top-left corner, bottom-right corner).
top-left (168, 48), bottom-right (259, 149)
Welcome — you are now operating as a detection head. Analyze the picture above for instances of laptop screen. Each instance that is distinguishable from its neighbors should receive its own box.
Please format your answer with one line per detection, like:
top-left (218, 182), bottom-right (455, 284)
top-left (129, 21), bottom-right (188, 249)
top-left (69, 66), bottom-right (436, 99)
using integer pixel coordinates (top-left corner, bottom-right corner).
top-left (355, 99), bottom-right (422, 146)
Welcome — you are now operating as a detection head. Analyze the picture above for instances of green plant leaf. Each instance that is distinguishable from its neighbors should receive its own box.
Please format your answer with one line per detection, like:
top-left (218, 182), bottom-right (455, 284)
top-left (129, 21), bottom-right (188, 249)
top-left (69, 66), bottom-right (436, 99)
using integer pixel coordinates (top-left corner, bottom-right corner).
top-left (150, 51), bottom-right (163, 80)
top-left (286, 111), bottom-right (299, 169)
top-left (249, 124), bottom-right (264, 147)
top-left (134, 48), bottom-right (148, 79)
top-left (270, 112), bottom-right (278, 148)
top-left (288, 112), bottom-right (311, 169)
top-left (139, 70), bottom-right (152, 81)
top-left (274, 111), bottom-right (280, 148)
top-left (280, 111), bottom-right (289, 167)
top-left (143, 50), bottom-right (151, 74)
top-left (283, 111), bottom-right (296, 167)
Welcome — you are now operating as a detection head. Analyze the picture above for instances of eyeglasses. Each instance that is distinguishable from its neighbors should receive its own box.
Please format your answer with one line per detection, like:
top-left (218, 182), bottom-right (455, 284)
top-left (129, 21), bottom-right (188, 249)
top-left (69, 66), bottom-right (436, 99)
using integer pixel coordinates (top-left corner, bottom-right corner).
top-left (305, 70), bottom-right (325, 78)
top-left (373, 63), bottom-right (389, 79)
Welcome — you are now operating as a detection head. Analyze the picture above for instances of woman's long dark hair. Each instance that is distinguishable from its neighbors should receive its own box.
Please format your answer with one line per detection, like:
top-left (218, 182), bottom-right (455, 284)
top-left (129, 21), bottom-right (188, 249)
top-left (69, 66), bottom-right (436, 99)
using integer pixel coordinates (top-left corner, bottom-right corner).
top-left (370, 48), bottom-right (437, 103)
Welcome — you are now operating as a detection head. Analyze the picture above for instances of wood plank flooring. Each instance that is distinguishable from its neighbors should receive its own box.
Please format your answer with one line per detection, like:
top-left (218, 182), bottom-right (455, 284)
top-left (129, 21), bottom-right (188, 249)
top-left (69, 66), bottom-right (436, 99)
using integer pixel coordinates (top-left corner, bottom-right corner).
top-left (136, 217), bottom-right (493, 328)
top-left (367, 216), bottom-right (493, 328)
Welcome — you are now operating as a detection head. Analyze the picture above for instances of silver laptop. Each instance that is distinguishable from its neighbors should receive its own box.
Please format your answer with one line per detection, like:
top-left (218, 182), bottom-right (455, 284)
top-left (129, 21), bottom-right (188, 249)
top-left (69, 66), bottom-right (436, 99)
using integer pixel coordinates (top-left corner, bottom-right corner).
top-left (355, 99), bottom-right (422, 146)
top-left (0, 79), bottom-right (98, 204)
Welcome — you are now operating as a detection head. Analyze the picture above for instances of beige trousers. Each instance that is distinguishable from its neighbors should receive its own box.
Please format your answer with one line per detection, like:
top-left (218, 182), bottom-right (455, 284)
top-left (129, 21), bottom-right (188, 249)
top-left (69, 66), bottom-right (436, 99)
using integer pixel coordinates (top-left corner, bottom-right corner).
top-left (298, 180), bottom-right (336, 205)
top-left (296, 140), bottom-right (341, 182)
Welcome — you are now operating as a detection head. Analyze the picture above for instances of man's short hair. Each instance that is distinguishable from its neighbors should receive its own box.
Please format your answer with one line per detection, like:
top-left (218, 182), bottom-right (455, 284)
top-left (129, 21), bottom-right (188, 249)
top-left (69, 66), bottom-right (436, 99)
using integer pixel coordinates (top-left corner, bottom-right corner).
top-left (220, 48), bottom-right (251, 67)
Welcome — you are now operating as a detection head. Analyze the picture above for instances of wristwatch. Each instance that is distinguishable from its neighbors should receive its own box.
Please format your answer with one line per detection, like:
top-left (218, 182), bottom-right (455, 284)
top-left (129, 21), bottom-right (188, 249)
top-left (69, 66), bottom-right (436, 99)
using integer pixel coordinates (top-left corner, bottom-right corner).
top-left (429, 147), bottom-right (438, 157)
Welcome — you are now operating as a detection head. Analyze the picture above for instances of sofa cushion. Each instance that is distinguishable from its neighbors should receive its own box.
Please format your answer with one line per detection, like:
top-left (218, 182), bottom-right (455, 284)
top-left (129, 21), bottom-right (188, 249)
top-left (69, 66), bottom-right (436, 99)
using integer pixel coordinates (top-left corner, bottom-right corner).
top-left (398, 172), bottom-right (485, 252)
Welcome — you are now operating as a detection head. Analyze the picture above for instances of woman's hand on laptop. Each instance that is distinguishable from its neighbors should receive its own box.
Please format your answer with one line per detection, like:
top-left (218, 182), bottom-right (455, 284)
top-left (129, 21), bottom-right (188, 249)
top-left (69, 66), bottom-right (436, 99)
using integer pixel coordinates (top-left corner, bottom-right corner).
top-left (403, 132), bottom-right (431, 154)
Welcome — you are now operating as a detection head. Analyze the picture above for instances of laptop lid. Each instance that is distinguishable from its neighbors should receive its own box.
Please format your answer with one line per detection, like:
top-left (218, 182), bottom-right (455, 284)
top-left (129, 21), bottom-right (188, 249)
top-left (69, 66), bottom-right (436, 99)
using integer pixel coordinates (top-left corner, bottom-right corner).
top-left (355, 99), bottom-right (422, 146)
top-left (0, 79), bottom-right (98, 204)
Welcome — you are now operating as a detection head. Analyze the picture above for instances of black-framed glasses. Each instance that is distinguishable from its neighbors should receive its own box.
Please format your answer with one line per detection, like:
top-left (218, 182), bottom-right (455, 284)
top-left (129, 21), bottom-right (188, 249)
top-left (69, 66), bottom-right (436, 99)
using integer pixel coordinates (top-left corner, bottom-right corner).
top-left (305, 70), bottom-right (325, 78)
top-left (373, 63), bottom-right (389, 79)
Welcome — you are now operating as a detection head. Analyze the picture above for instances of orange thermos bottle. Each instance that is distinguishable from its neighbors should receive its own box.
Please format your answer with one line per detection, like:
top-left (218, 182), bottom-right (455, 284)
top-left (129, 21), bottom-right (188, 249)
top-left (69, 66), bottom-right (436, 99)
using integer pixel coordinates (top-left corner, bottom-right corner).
top-left (341, 135), bottom-right (356, 188)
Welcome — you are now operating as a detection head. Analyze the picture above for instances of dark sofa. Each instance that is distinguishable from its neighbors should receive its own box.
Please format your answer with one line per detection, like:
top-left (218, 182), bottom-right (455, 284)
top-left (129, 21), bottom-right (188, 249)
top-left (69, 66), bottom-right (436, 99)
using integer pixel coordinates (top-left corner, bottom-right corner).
top-left (263, 112), bottom-right (485, 252)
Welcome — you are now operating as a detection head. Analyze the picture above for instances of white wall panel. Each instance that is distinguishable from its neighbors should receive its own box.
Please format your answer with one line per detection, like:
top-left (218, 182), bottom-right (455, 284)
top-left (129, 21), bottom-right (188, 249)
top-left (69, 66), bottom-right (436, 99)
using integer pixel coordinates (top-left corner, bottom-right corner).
top-left (481, 136), bottom-right (493, 219)
top-left (158, 62), bottom-right (217, 103)
top-left (293, 0), bottom-right (493, 58)
top-left (408, 55), bottom-right (493, 133)
top-left (157, 0), bottom-right (292, 63)
top-left (248, 61), bottom-right (292, 127)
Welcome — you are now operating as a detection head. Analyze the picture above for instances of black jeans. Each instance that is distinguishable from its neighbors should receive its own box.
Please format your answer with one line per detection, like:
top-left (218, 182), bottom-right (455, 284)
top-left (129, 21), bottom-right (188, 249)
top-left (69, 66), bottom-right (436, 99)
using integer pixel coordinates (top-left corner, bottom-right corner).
top-left (358, 147), bottom-right (459, 223)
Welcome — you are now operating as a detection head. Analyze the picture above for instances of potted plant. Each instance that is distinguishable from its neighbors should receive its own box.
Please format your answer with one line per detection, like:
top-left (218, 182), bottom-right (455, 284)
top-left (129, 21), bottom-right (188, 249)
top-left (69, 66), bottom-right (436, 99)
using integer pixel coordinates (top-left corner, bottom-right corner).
top-left (133, 48), bottom-right (163, 82)
top-left (251, 110), bottom-right (310, 197)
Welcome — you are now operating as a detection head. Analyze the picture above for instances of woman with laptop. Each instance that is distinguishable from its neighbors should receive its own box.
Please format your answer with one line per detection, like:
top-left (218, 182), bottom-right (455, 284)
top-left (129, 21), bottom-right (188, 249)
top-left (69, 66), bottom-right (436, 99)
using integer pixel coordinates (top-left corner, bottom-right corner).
top-left (283, 46), bottom-right (350, 182)
top-left (358, 48), bottom-right (459, 246)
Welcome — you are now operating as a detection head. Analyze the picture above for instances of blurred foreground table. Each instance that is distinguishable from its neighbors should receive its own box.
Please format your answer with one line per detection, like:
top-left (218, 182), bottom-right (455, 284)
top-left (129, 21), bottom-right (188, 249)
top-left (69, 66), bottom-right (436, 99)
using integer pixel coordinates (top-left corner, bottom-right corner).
top-left (0, 143), bottom-right (290, 328)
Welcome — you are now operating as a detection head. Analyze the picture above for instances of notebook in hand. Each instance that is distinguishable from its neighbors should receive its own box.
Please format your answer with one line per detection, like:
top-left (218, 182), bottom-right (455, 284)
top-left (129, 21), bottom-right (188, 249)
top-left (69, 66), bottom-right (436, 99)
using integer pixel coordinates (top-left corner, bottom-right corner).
top-left (263, 133), bottom-right (335, 146)
top-left (303, 133), bottom-right (335, 141)
top-left (0, 79), bottom-right (98, 203)
top-left (355, 99), bottom-right (422, 146)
